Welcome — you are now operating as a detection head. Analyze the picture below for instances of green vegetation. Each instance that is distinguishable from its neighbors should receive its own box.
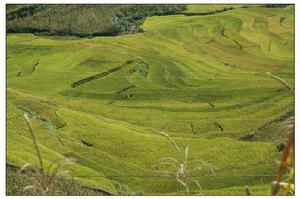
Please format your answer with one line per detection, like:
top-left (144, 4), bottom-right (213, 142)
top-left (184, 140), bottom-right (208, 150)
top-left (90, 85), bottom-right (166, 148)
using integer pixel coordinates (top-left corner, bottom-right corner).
top-left (7, 4), bottom-right (294, 195)
top-left (6, 5), bottom-right (185, 37)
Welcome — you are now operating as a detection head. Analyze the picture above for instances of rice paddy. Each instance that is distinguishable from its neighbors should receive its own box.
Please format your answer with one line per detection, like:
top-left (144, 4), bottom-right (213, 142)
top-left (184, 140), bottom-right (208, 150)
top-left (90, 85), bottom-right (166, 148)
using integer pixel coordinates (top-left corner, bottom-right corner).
top-left (6, 5), bottom-right (294, 195)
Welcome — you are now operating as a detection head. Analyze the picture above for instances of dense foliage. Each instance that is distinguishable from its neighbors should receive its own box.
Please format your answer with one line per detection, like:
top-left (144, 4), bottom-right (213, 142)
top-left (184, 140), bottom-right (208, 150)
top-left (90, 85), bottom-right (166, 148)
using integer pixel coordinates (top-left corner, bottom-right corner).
top-left (6, 5), bottom-right (186, 37)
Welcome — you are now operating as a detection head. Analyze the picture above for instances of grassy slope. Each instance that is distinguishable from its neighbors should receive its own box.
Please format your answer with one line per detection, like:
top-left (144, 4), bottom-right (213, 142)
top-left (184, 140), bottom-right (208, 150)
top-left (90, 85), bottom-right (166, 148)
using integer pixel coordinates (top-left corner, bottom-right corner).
top-left (7, 5), bottom-right (294, 195)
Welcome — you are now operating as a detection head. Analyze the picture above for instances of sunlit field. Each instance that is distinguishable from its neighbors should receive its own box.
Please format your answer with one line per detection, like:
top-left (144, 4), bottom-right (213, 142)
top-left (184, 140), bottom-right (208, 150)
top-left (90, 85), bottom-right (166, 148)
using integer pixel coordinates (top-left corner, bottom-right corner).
top-left (6, 4), bottom-right (294, 195)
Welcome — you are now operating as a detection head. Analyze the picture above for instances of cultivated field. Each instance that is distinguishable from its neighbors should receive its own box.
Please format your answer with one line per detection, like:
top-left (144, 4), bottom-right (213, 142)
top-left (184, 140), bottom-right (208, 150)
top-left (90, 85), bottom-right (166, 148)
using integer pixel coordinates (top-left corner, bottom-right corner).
top-left (6, 5), bottom-right (294, 195)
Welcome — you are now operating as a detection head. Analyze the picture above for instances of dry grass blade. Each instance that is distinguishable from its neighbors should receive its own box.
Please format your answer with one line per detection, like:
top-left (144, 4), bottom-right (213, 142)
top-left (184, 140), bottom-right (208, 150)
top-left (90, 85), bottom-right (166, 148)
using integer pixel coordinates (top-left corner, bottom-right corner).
top-left (190, 159), bottom-right (218, 174)
top-left (152, 161), bottom-right (177, 170)
top-left (193, 179), bottom-right (202, 190)
top-left (21, 163), bottom-right (38, 174)
top-left (158, 131), bottom-right (182, 158)
top-left (22, 113), bottom-right (77, 194)
top-left (265, 72), bottom-right (295, 196)
top-left (176, 170), bottom-right (189, 193)
top-left (47, 157), bottom-right (65, 176)
top-left (48, 158), bottom-right (76, 184)
top-left (154, 132), bottom-right (217, 193)
top-left (185, 147), bottom-right (188, 169)
top-left (49, 157), bottom-right (76, 177)
top-left (22, 185), bottom-right (35, 192)
top-left (266, 72), bottom-right (294, 93)
top-left (280, 116), bottom-right (294, 132)
top-left (23, 113), bottom-right (45, 179)
top-left (56, 170), bottom-right (75, 182)
top-left (153, 157), bottom-right (178, 164)
top-left (272, 131), bottom-right (294, 195)
top-left (284, 167), bottom-right (294, 195)
top-left (245, 185), bottom-right (251, 196)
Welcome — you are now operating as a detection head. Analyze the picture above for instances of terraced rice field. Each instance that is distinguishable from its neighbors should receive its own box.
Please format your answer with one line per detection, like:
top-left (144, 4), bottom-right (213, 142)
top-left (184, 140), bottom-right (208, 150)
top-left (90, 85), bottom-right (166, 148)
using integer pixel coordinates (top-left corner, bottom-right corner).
top-left (7, 5), bottom-right (294, 195)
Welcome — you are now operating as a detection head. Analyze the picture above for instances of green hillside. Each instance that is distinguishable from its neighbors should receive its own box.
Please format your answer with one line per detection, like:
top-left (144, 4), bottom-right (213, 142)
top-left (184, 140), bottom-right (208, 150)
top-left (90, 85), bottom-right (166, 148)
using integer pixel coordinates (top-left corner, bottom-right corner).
top-left (6, 5), bottom-right (186, 36)
top-left (6, 4), bottom-right (294, 195)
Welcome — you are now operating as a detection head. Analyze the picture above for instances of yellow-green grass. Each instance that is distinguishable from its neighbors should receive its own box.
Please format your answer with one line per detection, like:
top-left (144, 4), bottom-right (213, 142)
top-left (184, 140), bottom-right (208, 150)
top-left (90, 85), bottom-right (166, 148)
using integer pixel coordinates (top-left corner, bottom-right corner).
top-left (7, 5), bottom-right (294, 195)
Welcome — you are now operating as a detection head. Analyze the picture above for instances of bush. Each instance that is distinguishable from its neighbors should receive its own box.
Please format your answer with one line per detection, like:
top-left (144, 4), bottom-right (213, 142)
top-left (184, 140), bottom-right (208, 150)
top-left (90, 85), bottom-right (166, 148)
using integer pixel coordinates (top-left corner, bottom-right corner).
top-left (6, 165), bottom-right (107, 196)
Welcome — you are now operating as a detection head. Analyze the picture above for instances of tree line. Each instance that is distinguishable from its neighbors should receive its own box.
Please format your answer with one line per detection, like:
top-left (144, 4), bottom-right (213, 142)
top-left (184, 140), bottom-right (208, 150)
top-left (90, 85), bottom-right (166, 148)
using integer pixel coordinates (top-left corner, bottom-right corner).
top-left (6, 5), bottom-right (186, 37)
